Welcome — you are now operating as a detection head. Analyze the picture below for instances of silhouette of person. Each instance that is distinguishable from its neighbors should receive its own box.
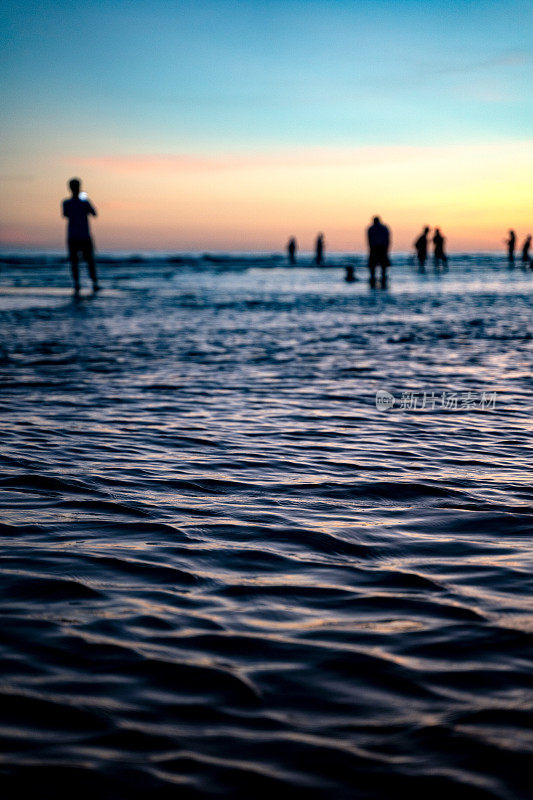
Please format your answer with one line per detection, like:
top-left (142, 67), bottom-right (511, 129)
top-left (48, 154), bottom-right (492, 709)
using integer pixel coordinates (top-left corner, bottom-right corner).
top-left (414, 226), bottom-right (430, 269)
top-left (287, 237), bottom-right (297, 265)
top-left (315, 233), bottom-right (325, 266)
top-left (367, 216), bottom-right (390, 288)
top-left (62, 178), bottom-right (99, 293)
top-left (506, 230), bottom-right (516, 263)
top-left (521, 235), bottom-right (531, 266)
top-left (433, 228), bottom-right (448, 269)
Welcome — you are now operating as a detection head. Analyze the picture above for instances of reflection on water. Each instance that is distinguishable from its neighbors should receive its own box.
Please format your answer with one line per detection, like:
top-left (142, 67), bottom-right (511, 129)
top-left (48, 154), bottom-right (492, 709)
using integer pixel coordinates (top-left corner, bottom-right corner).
top-left (0, 255), bottom-right (531, 799)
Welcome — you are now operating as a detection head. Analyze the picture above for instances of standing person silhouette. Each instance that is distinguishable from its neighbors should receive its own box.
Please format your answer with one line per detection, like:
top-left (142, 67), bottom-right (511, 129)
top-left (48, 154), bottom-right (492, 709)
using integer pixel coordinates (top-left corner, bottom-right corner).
top-left (521, 235), bottom-right (531, 266)
top-left (367, 216), bottom-right (390, 288)
top-left (62, 178), bottom-right (99, 293)
top-left (414, 226), bottom-right (430, 269)
top-left (287, 237), bottom-right (297, 265)
top-left (433, 228), bottom-right (448, 269)
top-left (506, 230), bottom-right (516, 264)
top-left (315, 233), bottom-right (325, 266)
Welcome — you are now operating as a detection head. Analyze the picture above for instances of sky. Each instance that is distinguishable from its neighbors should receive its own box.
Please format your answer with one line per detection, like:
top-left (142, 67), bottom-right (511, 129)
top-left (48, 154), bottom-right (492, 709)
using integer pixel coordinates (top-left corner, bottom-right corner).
top-left (1, 0), bottom-right (532, 252)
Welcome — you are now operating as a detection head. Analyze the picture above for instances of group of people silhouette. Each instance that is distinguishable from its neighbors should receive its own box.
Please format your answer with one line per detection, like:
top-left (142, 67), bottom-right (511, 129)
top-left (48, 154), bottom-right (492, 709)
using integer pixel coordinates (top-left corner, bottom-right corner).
top-left (286, 233), bottom-right (325, 266)
top-left (62, 179), bottom-right (532, 294)
top-left (286, 217), bottom-right (447, 288)
top-left (414, 226), bottom-right (448, 270)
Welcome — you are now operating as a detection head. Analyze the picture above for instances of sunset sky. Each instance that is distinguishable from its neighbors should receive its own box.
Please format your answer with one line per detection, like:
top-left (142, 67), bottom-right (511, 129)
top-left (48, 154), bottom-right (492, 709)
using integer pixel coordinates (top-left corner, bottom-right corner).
top-left (1, 0), bottom-right (532, 252)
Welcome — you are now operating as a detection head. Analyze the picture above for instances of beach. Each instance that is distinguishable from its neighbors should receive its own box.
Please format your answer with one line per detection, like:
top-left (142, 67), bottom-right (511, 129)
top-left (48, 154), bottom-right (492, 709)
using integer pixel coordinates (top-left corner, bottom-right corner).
top-left (0, 254), bottom-right (531, 799)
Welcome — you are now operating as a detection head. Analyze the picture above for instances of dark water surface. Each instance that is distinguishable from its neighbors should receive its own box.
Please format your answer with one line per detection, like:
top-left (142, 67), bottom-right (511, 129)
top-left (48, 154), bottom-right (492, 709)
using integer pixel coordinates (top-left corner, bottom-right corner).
top-left (0, 255), bottom-right (532, 799)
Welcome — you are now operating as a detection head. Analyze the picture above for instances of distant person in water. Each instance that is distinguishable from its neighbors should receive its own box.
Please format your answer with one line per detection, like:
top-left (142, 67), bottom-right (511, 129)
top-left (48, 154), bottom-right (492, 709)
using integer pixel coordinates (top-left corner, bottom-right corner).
top-left (345, 263), bottom-right (355, 282)
top-left (522, 235), bottom-right (531, 266)
top-left (433, 228), bottom-right (448, 269)
top-left (367, 216), bottom-right (390, 288)
top-left (506, 230), bottom-right (516, 264)
top-left (287, 237), bottom-right (297, 265)
top-left (315, 233), bottom-right (325, 266)
top-left (62, 178), bottom-right (99, 293)
top-left (414, 227), bottom-right (430, 269)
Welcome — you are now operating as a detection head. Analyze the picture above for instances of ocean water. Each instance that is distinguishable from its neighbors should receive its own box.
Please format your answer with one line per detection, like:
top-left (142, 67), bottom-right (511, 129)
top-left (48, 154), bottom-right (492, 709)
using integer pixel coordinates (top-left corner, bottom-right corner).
top-left (0, 253), bottom-right (531, 799)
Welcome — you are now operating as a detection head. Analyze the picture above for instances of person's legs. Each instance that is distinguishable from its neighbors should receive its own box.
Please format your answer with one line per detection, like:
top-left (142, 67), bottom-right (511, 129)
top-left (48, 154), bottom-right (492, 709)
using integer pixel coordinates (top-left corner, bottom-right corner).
top-left (368, 250), bottom-right (377, 286)
top-left (378, 248), bottom-right (389, 287)
top-left (68, 241), bottom-right (80, 291)
top-left (82, 240), bottom-right (99, 289)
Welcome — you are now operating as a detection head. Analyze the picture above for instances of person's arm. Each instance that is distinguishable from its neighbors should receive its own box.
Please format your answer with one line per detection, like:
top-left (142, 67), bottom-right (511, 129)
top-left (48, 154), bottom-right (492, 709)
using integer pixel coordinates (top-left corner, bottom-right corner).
top-left (86, 201), bottom-right (97, 217)
top-left (62, 200), bottom-right (69, 218)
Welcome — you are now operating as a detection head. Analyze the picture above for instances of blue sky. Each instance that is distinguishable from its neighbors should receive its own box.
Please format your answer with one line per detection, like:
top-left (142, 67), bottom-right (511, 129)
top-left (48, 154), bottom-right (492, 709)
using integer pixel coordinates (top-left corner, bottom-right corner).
top-left (3, 0), bottom-right (532, 151)
top-left (1, 0), bottom-right (531, 249)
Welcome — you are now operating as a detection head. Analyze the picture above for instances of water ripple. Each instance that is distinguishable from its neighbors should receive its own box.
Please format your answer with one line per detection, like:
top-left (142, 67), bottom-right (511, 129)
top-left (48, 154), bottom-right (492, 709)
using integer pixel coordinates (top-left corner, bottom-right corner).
top-left (0, 256), bottom-right (531, 798)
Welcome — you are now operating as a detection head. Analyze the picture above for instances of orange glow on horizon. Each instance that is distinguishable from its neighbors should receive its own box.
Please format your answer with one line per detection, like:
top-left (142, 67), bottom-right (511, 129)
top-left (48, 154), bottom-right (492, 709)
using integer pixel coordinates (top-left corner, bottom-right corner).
top-left (1, 141), bottom-right (531, 252)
